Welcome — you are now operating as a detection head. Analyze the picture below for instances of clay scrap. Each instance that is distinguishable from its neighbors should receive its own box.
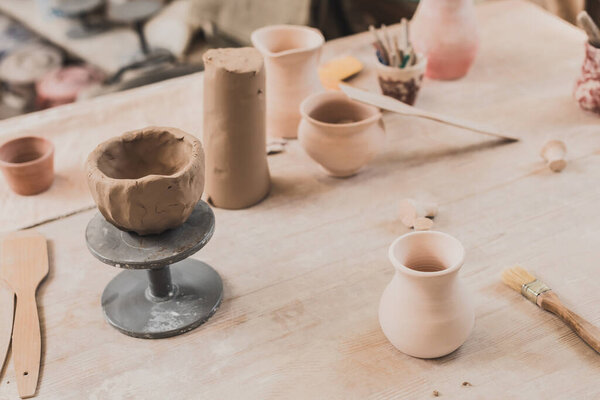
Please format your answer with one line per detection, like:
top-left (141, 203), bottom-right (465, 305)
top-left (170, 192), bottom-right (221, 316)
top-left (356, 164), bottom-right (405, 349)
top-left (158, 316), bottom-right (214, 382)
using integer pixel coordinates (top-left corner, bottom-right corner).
top-left (399, 198), bottom-right (437, 230)
top-left (540, 140), bottom-right (567, 172)
top-left (86, 126), bottom-right (205, 235)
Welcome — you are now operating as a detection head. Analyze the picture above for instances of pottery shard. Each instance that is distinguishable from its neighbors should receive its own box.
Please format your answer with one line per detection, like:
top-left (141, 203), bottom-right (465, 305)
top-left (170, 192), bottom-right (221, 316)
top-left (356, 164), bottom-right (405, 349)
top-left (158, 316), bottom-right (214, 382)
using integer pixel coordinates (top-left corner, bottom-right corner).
top-left (86, 126), bottom-right (205, 235)
top-left (399, 198), bottom-right (437, 229)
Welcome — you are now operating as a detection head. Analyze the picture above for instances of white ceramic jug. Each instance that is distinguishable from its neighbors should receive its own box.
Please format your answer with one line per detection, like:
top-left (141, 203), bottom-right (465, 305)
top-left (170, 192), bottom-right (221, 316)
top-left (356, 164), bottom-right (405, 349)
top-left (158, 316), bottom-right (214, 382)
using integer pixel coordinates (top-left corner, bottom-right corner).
top-left (379, 231), bottom-right (474, 358)
top-left (251, 25), bottom-right (324, 139)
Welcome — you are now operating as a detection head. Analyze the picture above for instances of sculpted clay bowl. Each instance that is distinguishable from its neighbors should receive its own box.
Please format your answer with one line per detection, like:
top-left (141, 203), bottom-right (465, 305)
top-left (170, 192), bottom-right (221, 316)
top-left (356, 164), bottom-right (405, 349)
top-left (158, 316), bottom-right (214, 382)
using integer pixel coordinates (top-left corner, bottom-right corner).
top-left (0, 136), bottom-right (54, 195)
top-left (298, 91), bottom-right (385, 177)
top-left (86, 127), bottom-right (205, 235)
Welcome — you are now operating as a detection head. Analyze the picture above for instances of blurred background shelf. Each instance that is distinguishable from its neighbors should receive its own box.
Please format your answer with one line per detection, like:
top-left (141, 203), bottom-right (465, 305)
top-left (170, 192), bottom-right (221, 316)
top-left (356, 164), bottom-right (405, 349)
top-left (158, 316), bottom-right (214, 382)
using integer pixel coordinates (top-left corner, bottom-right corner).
top-left (0, 0), bottom-right (140, 74)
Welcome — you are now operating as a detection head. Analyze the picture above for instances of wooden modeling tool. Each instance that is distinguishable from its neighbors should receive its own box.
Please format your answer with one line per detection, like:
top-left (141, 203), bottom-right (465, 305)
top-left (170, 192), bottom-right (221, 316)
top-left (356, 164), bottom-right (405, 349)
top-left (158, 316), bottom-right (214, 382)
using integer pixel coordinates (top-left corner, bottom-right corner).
top-left (0, 230), bottom-right (49, 398)
top-left (0, 279), bottom-right (14, 376)
top-left (540, 140), bottom-right (567, 172)
top-left (318, 56), bottom-right (363, 90)
top-left (340, 84), bottom-right (520, 142)
top-left (577, 11), bottom-right (600, 47)
top-left (502, 266), bottom-right (600, 354)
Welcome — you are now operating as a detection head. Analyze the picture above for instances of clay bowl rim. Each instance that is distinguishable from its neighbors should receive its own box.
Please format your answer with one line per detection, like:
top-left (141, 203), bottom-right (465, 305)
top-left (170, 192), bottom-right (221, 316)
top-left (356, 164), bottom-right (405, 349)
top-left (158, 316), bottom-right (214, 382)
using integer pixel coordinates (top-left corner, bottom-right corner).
top-left (87, 127), bottom-right (199, 184)
top-left (0, 136), bottom-right (55, 169)
top-left (300, 91), bottom-right (382, 133)
top-left (375, 52), bottom-right (427, 74)
top-left (250, 24), bottom-right (325, 58)
top-left (388, 231), bottom-right (465, 277)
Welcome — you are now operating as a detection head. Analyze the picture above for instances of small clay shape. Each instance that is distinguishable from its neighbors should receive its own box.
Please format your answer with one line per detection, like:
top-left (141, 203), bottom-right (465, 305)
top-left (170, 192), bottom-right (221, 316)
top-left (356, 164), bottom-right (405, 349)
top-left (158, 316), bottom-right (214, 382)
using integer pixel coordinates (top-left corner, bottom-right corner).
top-left (422, 201), bottom-right (438, 218)
top-left (399, 198), bottom-right (437, 229)
top-left (267, 139), bottom-right (286, 155)
top-left (540, 140), bottom-right (567, 172)
top-left (413, 217), bottom-right (434, 231)
top-left (86, 126), bottom-right (205, 235)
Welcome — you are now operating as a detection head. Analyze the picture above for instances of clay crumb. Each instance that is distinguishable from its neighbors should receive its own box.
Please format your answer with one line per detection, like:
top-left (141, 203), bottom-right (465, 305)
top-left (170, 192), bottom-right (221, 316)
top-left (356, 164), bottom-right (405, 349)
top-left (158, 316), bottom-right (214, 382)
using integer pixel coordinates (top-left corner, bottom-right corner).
top-left (432, 390), bottom-right (440, 397)
top-left (462, 381), bottom-right (472, 387)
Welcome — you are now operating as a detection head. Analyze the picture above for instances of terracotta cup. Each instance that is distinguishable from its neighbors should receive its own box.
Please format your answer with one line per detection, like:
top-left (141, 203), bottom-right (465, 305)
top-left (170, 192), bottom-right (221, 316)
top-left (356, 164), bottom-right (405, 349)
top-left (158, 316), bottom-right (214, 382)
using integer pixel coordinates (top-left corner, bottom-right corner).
top-left (298, 91), bottom-right (385, 178)
top-left (379, 231), bottom-right (474, 358)
top-left (375, 54), bottom-right (426, 105)
top-left (0, 136), bottom-right (54, 195)
top-left (574, 42), bottom-right (600, 115)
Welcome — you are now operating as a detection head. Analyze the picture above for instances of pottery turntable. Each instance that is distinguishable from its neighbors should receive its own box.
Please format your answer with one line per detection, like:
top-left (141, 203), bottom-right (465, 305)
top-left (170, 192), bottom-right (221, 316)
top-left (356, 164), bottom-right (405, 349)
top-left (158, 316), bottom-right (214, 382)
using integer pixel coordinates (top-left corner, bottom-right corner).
top-left (84, 127), bottom-right (222, 339)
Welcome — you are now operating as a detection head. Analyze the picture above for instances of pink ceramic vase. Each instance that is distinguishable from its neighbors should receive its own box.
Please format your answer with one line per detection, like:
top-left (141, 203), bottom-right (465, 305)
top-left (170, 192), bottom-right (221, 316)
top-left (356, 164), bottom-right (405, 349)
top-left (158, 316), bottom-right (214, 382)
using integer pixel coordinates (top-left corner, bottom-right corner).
top-left (574, 42), bottom-right (600, 115)
top-left (410, 0), bottom-right (479, 80)
top-left (379, 231), bottom-right (474, 358)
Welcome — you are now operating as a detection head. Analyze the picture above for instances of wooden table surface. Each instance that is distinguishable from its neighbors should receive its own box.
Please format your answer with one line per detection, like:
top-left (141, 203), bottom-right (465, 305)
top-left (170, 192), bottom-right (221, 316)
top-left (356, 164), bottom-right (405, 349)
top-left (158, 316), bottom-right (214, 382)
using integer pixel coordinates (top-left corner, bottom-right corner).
top-left (2, 1), bottom-right (600, 398)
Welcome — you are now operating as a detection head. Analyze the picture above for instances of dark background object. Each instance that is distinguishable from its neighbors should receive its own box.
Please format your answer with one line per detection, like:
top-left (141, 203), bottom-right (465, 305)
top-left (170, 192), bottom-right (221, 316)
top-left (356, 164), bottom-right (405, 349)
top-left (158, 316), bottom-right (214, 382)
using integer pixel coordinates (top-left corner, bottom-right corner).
top-left (587, 0), bottom-right (600, 26)
top-left (311, 0), bottom-right (419, 40)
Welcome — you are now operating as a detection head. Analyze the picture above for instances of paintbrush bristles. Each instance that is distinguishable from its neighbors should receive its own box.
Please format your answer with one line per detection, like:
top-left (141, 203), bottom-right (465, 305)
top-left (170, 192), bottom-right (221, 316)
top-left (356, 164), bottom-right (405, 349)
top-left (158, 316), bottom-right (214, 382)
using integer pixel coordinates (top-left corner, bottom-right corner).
top-left (501, 265), bottom-right (536, 292)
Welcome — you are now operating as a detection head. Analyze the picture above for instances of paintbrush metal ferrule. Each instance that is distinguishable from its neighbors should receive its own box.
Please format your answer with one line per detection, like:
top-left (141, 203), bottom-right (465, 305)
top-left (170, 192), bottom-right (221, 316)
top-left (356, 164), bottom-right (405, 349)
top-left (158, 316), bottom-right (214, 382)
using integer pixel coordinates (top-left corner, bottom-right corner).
top-left (521, 279), bottom-right (551, 303)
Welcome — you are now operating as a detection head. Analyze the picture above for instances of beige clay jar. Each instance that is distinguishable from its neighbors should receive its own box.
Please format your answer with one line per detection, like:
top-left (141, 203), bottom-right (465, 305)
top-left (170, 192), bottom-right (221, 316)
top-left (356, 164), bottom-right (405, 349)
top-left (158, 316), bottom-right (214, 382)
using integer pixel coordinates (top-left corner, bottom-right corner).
top-left (86, 127), bottom-right (205, 235)
top-left (298, 91), bottom-right (385, 177)
top-left (251, 25), bottom-right (324, 139)
top-left (379, 231), bottom-right (474, 358)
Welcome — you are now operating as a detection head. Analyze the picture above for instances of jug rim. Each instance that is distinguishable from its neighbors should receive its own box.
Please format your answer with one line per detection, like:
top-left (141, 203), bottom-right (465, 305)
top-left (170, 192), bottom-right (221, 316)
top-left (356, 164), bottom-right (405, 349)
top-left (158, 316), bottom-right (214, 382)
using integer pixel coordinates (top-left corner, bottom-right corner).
top-left (251, 25), bottom-right (325, 58)
top-left (388, 231), bottom-right (465, 277)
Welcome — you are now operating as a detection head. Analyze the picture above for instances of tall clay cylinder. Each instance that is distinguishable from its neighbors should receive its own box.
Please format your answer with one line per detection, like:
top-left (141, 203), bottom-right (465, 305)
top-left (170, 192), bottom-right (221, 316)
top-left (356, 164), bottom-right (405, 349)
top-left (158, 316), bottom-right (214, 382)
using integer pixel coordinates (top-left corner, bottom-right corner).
top-left (203, 48), bottom-right (270, 209)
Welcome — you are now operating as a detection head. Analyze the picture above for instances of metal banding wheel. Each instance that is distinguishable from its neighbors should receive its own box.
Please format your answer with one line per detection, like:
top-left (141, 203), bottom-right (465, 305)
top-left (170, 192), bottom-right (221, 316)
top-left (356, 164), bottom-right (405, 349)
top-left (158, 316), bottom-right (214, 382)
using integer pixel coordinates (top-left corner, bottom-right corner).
top-left (85, 201), bottom-right (223, 339)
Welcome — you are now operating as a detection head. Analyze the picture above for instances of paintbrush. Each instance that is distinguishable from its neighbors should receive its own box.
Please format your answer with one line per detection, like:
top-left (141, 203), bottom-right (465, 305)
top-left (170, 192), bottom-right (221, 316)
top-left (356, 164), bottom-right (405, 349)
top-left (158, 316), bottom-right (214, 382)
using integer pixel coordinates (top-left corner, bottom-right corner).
top-left (502, 266), bottom-right (600, 354)
top-left (369, 25), bottom-right (389, 65)
top-left (577, 11), bottom-right (600, 47)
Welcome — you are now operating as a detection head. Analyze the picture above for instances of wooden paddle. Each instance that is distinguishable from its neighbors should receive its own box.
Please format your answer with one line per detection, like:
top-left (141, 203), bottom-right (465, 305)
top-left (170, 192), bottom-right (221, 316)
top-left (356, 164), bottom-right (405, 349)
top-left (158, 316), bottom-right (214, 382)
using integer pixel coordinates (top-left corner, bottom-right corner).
top-left (340, 84), bottom-right (519, 142)
top-left (0, 231), bottom-right (48, 399)
top-left (0, 279), bottom-right (14, 377)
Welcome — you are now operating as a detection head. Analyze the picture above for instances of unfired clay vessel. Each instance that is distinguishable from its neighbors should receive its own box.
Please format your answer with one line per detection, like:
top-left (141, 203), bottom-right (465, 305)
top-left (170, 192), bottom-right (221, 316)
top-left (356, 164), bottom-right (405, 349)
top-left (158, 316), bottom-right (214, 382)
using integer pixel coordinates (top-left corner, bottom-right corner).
top-left (251, 25), bottom-right (324, 139)
top-left (86, 127), bottom-right (205, 235)
top-left (202, 47), bottom-right (270, 209)
top-left (0, 136), bottom-right (54, 196)
top-left (379, 231), bottom-right (474, 358)
top-left (298, 91), bottom-right (384, 177)
top-left (410, 0), bottom-right (478, 80)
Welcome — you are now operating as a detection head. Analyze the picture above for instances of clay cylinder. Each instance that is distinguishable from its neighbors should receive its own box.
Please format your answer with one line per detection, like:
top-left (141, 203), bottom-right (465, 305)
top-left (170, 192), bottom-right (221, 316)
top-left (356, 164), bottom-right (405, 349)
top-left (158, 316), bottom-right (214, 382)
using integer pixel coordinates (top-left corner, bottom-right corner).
top-left (202, 47), bottom-right (270, 209)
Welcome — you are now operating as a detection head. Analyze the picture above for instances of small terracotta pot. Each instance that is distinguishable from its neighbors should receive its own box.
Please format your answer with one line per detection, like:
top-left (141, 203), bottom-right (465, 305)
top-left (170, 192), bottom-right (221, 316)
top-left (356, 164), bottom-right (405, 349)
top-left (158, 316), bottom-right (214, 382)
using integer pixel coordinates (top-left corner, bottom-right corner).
top-left (0, 136), bottom-right (54, 196)
top-left (379, 231), bottom-right (474, 358)
top-left (298, 91), bottom-right (385, 178)
top-left (86, 127), bottom-right (205, 235)
top-left (375, 54), bottom-right (426, 105)
top-left (574, 42), bottom-right (600, 115)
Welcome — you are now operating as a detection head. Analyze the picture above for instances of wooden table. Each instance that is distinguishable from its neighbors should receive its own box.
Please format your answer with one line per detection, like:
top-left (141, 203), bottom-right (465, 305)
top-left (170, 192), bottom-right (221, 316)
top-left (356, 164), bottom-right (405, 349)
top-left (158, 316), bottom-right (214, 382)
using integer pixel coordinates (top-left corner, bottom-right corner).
top-left (2, 1), bottom-right (600, 398)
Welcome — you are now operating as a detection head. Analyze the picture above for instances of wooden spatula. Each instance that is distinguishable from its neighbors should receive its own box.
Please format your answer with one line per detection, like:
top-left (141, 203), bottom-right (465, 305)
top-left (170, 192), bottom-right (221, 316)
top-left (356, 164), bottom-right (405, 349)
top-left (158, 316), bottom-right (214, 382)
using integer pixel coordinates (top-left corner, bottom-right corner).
top-left (339, 84), bottom-right (519, 142)
top-left (0, 279), bottom-right (14, 376)
top-left (0, 231), bottom-right (48, 399)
